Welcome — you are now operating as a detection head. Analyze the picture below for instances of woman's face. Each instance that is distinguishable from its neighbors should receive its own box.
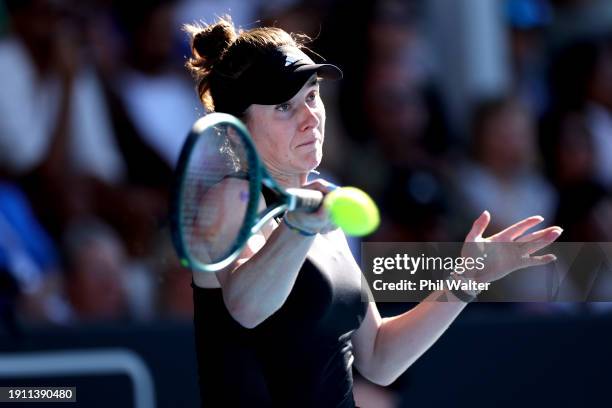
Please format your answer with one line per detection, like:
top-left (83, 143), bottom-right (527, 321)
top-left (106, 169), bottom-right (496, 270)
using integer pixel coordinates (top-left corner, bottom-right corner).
top-left (245, 74), bottom-right (326, 176)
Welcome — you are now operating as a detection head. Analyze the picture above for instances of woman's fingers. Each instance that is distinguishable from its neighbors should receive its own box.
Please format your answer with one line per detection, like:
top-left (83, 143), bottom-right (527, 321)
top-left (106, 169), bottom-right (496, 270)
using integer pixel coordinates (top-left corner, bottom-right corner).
top-left (284, 179), bottom-right (341, 234)
top-left (465, 210), bottom-right (491, 242)
top-left (302, 178), bottom-right (338, 194)
top-left (519, 228), bottom-right (563, 255)
top-left (490, 216), bottom-right (544, 241)
top-left (524, 253), bottom-right (558, 267)
top-left (516, 226), bottom-right (563, 243)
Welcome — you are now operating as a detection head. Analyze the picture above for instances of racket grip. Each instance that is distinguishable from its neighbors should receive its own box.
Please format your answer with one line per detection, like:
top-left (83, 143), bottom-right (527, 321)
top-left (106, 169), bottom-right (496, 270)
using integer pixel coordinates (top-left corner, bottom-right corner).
top-left (285, 188), bottom-right (324, 211)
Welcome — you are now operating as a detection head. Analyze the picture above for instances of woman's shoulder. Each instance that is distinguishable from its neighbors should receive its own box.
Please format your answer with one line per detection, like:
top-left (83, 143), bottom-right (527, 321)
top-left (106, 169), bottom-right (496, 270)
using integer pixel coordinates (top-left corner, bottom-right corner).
top-left (198, 177), bottom-right (253, 218)
top-left (206, 176), bottom-right (250, 197)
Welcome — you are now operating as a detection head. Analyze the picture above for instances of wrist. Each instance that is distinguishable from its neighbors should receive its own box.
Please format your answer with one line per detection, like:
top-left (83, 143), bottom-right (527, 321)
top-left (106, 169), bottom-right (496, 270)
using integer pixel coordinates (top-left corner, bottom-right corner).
top-left (447, 272), bottom-right (481, 303)
top-left (283, 213), bottom-right (318, 237)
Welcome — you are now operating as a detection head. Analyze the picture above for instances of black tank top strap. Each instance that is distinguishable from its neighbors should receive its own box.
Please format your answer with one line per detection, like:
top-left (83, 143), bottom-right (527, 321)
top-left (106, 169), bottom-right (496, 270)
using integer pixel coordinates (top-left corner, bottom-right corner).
top-left (261, 184), bottom-right (276, 208)
top-left (261, 184), bottom-right (284, 224)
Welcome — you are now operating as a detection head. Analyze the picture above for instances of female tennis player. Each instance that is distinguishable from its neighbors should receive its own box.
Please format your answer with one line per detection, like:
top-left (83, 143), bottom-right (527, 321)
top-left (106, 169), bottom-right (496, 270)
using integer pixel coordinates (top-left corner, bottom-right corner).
top-left (184, 17), bottom-right (562, 407)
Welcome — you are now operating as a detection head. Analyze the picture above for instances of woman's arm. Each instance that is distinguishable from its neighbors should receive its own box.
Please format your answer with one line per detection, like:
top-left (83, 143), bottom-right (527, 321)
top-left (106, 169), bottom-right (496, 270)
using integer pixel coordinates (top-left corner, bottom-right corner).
top-left (352, 211), bottom-right (562, 386)
top-left (352, 290), bottom-right (466, 386)
top-left (218, 219), bottom-right (316, 328)
top-left (209, 178), bottom-right (336, 329)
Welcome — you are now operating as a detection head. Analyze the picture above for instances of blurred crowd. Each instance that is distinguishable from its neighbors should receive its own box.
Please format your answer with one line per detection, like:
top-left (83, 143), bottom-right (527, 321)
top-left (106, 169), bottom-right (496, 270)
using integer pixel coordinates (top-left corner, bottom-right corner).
top-left (1, 0), bottom-right (612, 331)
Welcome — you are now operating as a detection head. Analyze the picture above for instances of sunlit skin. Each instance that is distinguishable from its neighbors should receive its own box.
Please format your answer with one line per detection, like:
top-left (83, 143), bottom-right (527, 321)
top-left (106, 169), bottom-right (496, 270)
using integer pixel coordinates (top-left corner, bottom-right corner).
top-left (245, 75), bottom-right (324, 189)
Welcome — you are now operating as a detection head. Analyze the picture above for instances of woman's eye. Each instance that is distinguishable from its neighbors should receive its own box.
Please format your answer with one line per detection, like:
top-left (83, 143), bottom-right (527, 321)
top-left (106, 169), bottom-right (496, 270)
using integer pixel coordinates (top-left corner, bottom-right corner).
top-left (307, 91), bottom-right (318, 102)
top-left (275, 103), bottom-right (291, 112)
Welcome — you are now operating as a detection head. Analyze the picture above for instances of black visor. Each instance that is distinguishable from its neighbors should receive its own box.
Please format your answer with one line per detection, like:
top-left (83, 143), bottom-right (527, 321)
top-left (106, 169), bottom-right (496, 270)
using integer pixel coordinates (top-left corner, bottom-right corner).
top-left (212, 45), bottom-right (342, 116)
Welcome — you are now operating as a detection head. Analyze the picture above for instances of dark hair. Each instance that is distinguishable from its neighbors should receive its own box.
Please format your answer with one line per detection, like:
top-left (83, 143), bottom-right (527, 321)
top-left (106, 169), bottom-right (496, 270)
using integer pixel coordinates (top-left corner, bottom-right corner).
top-left (184, 16), bottom-right (311, 115)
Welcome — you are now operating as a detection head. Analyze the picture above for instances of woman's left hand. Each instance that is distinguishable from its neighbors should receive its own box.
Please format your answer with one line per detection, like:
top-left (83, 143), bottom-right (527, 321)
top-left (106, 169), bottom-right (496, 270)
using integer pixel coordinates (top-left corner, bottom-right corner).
top-left (460, 211), bottom-right (563, 283)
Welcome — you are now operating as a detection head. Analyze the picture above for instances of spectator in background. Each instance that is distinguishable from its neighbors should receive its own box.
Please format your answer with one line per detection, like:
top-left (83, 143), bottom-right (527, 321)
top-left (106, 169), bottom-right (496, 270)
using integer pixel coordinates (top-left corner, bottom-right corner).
top-left (111, 0), bottom-right (200, 168)
top-left (364, 62), bottom-right (452, 242)
top-left (457, 97), bottom-right (557, 232)
top-left (0, 182), bottom-right (70, 324)
top-left (548, 33), bottom-right (612, 190)
top-left (0, 0), bottom-right (125, 236)
top-left (0, 0), bottom-right (174, 260)
top-left (88, 0), bottom-right (206, 259)
top-left (541, 111), bottom-right (612, 241)
top-left (357, 3), bottom-right (453, 242)
top-left (0, 0), bottom-right (175, 325)
top-left (63, 219), bottom-right (130, 322)
top-left (580, 36), bottom-right (612, 190)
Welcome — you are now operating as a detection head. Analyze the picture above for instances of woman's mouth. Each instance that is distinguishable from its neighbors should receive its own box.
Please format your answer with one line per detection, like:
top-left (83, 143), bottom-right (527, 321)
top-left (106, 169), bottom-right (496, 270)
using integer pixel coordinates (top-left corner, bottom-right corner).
top-left (297, 139), bottom-right (318, 148)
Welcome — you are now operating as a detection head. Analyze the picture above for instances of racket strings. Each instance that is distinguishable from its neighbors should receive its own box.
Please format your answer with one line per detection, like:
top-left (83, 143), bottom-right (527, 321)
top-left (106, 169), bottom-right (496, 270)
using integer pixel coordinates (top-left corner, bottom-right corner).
top-left (179, 123), bottom-right (253, 265)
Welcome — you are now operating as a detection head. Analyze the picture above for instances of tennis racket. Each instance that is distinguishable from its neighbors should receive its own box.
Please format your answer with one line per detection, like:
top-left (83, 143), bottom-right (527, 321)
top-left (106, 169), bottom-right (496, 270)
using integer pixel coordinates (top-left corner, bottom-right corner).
top-left (170, 112), bottom-right (378, 273)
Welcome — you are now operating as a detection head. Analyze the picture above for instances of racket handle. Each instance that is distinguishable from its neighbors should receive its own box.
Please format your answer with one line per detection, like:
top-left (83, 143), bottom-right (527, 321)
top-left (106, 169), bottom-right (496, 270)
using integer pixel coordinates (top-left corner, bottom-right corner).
top-left (285, 188), bottom-right (324, 211)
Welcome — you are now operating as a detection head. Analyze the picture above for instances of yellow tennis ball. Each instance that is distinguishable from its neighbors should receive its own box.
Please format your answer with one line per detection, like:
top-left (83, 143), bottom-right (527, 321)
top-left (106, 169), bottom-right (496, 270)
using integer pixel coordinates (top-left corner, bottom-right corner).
top-left (324, 187), bottom-right (380, 236)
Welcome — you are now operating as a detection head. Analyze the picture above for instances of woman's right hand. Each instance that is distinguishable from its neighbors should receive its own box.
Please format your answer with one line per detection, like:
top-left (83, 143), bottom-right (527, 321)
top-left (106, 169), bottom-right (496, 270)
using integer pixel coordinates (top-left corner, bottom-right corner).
top-left (284, 179), bottom-right (338, 235)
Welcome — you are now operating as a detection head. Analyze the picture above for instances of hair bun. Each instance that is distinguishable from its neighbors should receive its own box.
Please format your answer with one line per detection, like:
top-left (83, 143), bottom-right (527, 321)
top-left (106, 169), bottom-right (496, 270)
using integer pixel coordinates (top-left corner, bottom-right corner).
top-left (192, 19), bottom-right (237, 66)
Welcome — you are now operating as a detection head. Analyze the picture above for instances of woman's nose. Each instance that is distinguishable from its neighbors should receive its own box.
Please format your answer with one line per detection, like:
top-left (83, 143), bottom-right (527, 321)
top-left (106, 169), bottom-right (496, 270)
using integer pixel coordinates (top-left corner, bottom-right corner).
top-left (299, 103), bottom-right (320, 132)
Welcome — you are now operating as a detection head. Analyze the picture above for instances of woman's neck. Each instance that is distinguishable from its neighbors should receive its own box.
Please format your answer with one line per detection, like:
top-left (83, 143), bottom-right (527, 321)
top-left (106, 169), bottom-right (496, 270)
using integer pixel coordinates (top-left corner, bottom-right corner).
top-left (266, 167), bottom-right (309, 189)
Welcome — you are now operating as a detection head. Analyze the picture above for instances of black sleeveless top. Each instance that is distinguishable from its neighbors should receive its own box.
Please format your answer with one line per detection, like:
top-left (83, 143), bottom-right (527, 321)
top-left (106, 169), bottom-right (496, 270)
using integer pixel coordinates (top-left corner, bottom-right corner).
top-left (193, 188), bottom-right (368, 407)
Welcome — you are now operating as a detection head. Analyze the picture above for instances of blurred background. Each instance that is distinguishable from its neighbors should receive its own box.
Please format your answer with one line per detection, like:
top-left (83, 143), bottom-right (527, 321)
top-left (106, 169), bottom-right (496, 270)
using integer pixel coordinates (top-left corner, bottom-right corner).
top-left (1, 0), bottom-right (612, 406)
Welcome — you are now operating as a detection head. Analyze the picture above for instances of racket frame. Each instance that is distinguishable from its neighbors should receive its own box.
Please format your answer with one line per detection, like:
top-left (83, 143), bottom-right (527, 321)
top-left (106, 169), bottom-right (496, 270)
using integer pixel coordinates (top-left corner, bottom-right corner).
top-left (171, 113), bottom-right (293, 273)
